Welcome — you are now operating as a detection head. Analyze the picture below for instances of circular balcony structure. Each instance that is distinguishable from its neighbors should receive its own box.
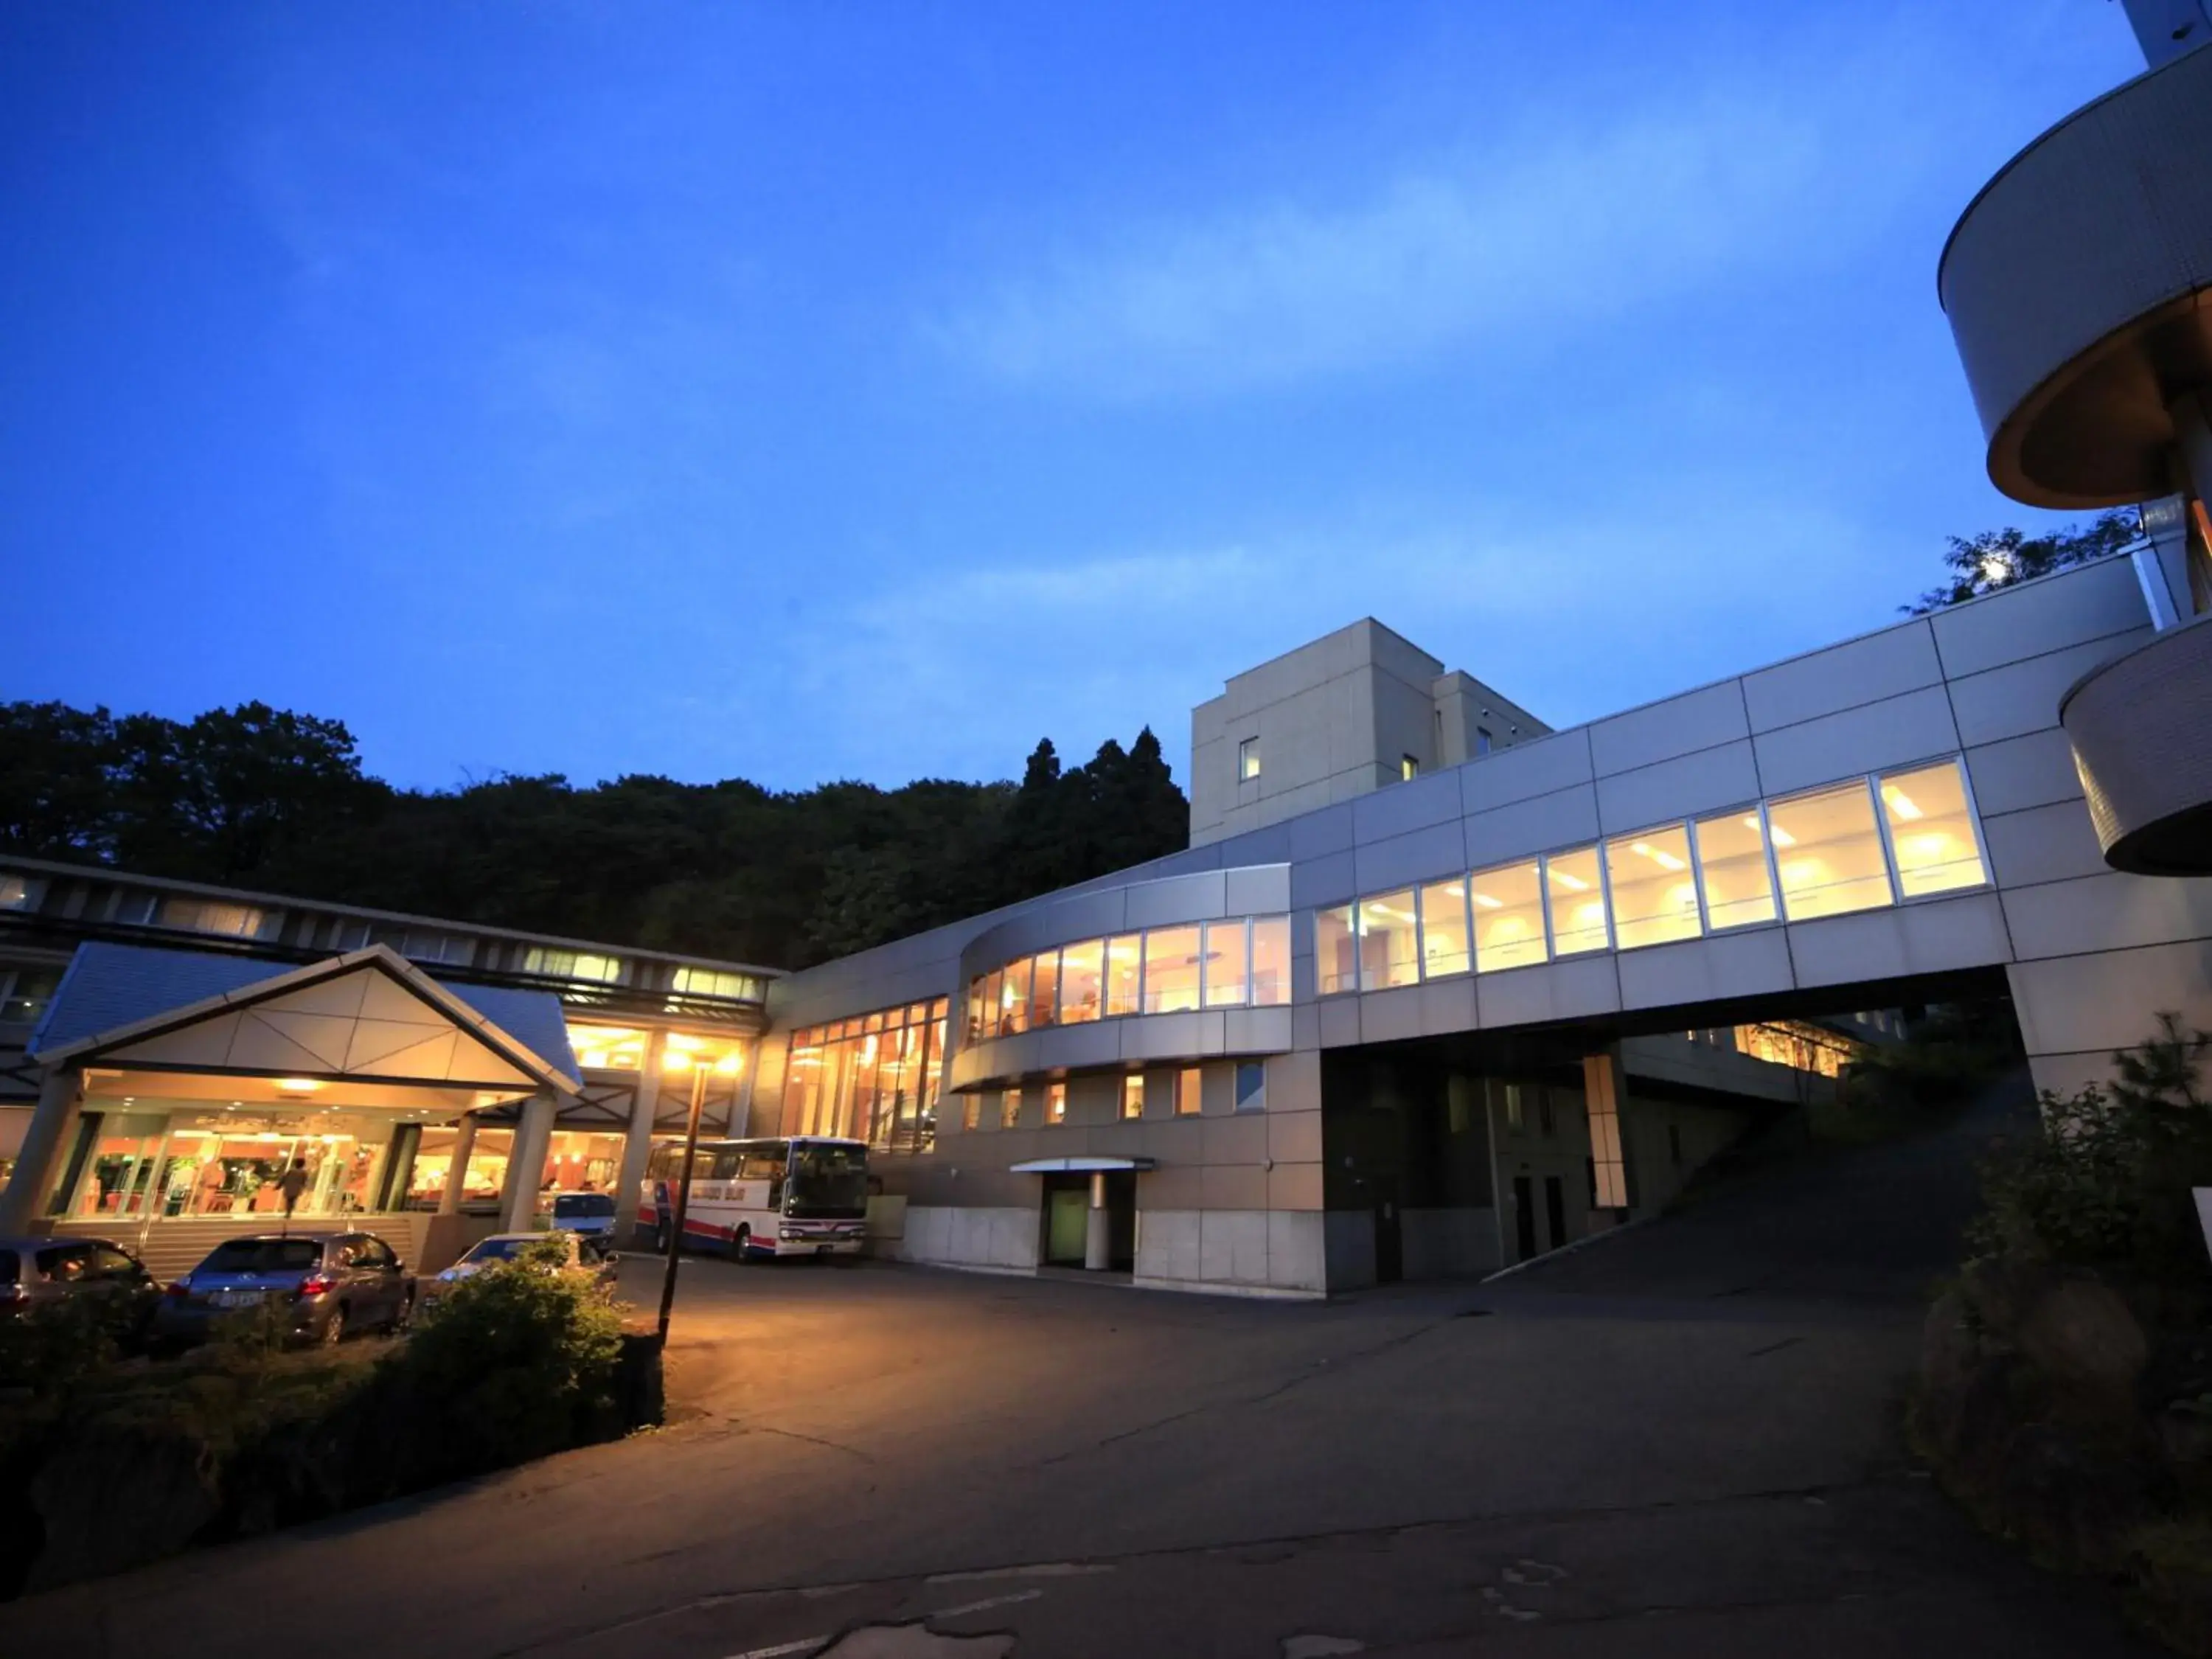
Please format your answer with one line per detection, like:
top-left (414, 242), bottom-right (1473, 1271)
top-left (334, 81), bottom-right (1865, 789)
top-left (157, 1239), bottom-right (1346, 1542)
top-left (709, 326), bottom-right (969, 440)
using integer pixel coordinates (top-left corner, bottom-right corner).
top-left (2059, 614), bottom-right (2212, 874)
top-left (1940, 44), bottom-right (2212, 508)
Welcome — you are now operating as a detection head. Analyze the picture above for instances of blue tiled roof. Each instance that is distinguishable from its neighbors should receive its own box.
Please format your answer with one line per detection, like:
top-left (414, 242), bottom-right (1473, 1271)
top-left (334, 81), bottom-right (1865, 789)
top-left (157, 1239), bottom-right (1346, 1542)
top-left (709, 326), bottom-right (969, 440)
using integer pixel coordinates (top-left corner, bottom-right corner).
top-left (29, 942), bottom-right (580, 1085)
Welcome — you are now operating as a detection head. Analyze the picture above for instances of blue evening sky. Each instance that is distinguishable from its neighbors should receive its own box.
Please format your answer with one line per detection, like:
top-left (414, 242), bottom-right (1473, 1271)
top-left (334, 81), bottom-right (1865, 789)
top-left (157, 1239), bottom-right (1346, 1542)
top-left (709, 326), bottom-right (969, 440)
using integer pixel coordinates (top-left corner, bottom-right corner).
top-left (1, 2), bottom-right (2143, 796)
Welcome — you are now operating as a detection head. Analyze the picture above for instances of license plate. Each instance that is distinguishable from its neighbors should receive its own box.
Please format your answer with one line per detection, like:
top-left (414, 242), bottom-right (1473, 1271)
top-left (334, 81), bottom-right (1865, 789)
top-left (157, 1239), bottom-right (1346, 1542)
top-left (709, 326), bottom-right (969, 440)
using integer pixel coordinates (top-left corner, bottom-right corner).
top-left (214, 1290), bottom-right (265, 1309)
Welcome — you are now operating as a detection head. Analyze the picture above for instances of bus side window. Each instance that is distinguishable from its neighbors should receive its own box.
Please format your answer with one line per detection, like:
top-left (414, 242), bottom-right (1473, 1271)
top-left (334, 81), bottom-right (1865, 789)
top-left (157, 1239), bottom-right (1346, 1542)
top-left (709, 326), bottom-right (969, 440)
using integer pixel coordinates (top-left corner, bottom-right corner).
top-left (709, 1149), bottom-right (742, 1181)
top-left (645, 1147), bottom-right (667, 1181)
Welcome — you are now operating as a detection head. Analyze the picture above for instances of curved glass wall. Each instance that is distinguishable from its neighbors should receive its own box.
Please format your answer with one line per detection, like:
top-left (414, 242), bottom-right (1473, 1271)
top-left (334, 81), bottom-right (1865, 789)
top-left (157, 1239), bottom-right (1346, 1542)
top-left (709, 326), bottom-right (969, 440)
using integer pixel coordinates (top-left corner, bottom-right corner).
top-left (967, 915), bottom-right (1291, 1040)
top-left (1315, 758), bottom-right (1989, 994)
top-left (782, 998), bottom-right (950, 1153)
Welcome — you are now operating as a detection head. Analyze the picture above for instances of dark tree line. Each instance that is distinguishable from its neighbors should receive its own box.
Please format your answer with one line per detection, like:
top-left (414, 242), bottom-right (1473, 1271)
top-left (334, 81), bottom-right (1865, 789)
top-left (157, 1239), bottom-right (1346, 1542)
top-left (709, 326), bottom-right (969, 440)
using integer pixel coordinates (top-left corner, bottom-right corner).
top-left (1906, 509), bottom-right (2140, 613)
top-left (0, 701), bottom-right (1190, 970)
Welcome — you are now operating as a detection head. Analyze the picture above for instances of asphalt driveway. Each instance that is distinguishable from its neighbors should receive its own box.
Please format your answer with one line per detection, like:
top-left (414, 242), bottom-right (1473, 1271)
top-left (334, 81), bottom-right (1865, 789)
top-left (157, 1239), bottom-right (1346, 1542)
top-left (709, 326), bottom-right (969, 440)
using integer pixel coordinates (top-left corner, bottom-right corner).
top-left (3, 1084), bottom-right (2154, 1658)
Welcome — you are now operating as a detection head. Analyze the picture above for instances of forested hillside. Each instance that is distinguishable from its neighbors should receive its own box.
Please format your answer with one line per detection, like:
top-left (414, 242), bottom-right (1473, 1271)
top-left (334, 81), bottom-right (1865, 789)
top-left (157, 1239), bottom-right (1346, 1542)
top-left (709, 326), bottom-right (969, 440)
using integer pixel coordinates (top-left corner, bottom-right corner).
top-left (0, 701), bottom-right (1189, 969)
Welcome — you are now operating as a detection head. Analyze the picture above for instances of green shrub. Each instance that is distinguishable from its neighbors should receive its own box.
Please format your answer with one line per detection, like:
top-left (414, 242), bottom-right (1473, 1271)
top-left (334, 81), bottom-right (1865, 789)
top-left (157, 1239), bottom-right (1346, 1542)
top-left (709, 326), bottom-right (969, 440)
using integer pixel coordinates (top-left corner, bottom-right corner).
top-left (384, 1236), bottom-right (624, 1476)
top-left (0, 1292), bottom-right (133, 1394)
top-left (1971, 1014), bottom-right (2212, 1287)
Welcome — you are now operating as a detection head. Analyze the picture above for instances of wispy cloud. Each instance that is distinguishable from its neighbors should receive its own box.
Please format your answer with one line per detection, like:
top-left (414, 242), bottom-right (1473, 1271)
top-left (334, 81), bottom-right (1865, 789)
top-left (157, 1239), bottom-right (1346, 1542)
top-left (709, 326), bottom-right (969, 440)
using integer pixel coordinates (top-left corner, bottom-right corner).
top-left (933, 32), bottom-right (1965, 401)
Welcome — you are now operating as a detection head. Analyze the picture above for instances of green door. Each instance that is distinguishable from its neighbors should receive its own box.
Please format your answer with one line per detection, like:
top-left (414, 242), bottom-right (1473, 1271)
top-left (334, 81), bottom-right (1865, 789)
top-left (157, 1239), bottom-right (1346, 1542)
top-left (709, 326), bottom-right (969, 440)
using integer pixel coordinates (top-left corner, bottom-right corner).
top-left (1046, 1188), bottom-right (1088, 1264)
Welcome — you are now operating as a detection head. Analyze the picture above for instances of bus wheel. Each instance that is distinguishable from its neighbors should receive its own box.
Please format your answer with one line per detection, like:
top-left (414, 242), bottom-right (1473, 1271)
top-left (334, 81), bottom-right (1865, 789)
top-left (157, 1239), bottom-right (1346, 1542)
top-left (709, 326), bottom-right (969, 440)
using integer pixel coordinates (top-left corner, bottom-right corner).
top-left (734, 1225), bottom-right (753, 1261)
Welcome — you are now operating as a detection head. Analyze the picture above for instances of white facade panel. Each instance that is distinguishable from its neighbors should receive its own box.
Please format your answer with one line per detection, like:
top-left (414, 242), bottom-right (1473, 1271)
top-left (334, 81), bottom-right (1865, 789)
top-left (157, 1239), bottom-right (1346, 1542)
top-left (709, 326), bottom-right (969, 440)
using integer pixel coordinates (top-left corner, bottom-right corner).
top-left (1751, 686), bottom-right (1961, 799)
top-left (1593, 740), bottom-right (1763, 837)
top-left (1742, 621), bottom-right (1943, 734)
top-left (1588, 681), bottom-right (1750, 777)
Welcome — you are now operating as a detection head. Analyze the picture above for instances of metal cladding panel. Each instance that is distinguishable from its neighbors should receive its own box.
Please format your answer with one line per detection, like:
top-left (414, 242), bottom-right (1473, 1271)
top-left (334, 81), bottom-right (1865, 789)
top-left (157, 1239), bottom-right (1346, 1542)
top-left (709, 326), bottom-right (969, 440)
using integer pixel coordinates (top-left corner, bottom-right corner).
top-left (1223, 864), bottom-right (1293, 917)
top-left (2008, 942), bottom-right (2212, 1060)
top-left (1593, 741), bottom-right (1763, 838)
top-left (1212, 820), bottom-right (1296, 867)
top-left (1946, 626), bottom-right (2154, 748)
top-left (1289, 850), bottom-right (1359, 911)
top-left (1353, 821), bottom-right (1469, 895)
top-left (1221, 1006), bottom-right (1295, 1055)
top-left (1025, 1020), bottom-right (1125, 1074)
top-left (1458, 728), bottom-right (1594, 813)
top-left (1977, 799), bottom-right (2111, 890)
top-left (1351, 768), bottom-right (1464, 845)
top-left (1613, 926), bottom-right (1796, 1013)
top-left (1357, 984), bottom-right (1425, 1046)
top-left (1966, 728), bottom-right (2090, 817)
top-left (1752, 686), bottom-right (1961, 799)
top-left (1931, 559), bottom-right (2151, 681)
top-left (1415, 975), bottom-right (1479, 1037)
top-left (1783, 892), bottom-right (2014, 988)
top-left (1587, 681), bottom-right (1750, 778)
top-left (1464, 785), bottom-right (1602, 868)
top-left (1316, 996), bottom-right (1361, 1048)
top-left (1287, 801), bottom-right (1357, 861)
top-left (1742, 622), bottom-right (1944, 734)
top-left (1122, 871), bottom-right (1230, 931)
top-left (2002, 869), bottom-right (2212, 961)
top-left (2059, 614), bottom-right (2212, 873)
top-left (1475, 956), bottom-right (1621, 1028)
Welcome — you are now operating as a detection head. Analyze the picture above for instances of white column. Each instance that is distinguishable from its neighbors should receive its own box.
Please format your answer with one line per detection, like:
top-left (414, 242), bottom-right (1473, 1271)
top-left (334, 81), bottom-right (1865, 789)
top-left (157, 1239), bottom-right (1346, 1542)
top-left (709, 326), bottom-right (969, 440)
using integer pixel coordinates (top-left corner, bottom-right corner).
top-left (613, 1030), bottom-right (667, 1240)
top-left (1085, 1170), bottom-right (1110, 1271)
top-left (436, 1113), bottom-right (480, 1217)
top-left (499, 1091), bottom-right (558, 1231)
top-left (0, 1065), bottom-right (82, 1233)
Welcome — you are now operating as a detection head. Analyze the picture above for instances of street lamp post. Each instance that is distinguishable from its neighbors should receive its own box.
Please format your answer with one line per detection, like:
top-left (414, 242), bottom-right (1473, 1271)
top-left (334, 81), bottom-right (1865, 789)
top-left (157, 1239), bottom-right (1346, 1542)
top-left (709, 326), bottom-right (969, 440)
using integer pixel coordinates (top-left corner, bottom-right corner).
top-left (655, 1048), bottom-right (739, 1344)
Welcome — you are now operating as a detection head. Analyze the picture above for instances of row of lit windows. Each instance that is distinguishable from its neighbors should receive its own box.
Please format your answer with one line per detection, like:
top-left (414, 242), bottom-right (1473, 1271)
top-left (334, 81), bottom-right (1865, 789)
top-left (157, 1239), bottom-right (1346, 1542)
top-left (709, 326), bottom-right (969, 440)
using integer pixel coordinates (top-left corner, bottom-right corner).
top-left (566, 1023), bottom-right (751, 1074)
top-left (1318, 760), bottom-right (1989, 995)
top-left (967, 917), bottom-right (1292, 1040)
top-left (954, 1062), bottom-right (1263, 1131)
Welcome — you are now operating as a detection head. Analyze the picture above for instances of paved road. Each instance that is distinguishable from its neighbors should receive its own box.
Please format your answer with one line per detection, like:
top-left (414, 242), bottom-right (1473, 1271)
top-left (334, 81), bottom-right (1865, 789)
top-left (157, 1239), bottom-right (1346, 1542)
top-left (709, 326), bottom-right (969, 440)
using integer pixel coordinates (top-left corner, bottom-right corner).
top-left (4, 1081), bottom-right (2153, 1658)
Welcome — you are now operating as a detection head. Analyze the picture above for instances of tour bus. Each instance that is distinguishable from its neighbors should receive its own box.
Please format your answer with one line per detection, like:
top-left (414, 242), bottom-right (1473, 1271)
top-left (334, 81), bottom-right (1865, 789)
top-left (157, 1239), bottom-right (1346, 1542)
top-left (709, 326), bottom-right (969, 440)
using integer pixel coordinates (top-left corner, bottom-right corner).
top-left (638, 1135), bottom-right (869, 1260)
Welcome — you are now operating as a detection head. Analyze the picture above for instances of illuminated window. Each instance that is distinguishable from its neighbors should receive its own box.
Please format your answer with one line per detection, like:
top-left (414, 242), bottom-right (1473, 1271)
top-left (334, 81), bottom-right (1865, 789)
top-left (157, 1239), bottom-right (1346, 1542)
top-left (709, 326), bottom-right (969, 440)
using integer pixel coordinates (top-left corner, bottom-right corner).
top-left (1316, 904), bottom-right (1358, 995)
top-left (1175, 1067), bottom-right (1202, 1116)
top-left (1879, 761), bottom-right (1988, 897)
top-left (1400, 754), bottom-right (1419, 782)
top-left (1045, 1081), bottom-right (1067, 1124)
top-left (1028, 950), bottom-right (1061, 1029)
top-left (1203, 919), bottom-right (1248, 1007)
top-left (1058, 939), bottom-right (1105, 1023)
top-left (1544, 848), bottom-right (1608, 956)
top-left (1238, 737), bottom-right (1260, 780)
top-left (1356, 891), bottom-right (1419, 990)
top-left (0, 876), bottom-right (44, 912)
top-left (980, 969), bottom-right (1005, 1038)
top-left (1694, 810), bottom-right (1778, 929)
top-left (660, 1030), bottom-right (745, 1075)
top-left (1502, 1081), bottom-right (1525, 1132)
top-left (671, 967), bottom-right (759, 1001)
top-left (1121, 1073), bottom-right (1145, 1119)
top-left (1586, 1066), bottom-right (1627, 1210)
top-left (1001, 1087), bottom-right (1022, 1129)
top-left (966, 976), bottom-right (988, 1040)
top-left (1104, 935), bottom-right (1143, 1018)
top-left (159, 897), bottom-right (265, 939)
top-left (962, 1095), bottom-right (981, 1132)
top-left (1768, 782), bottom-right (1893, 921)
top-left (1470, 861), bottom-right (1547, 972)
top-left (1001, 957), bottom-right (1032, 1034)
top-left (521, 946), bottom-right (617, 981)
top-left (0, 966), bottom-right (61, 1024)
top-left (1250, 917), bottom-right (1291, 1006)
top-left (1142, 926), bottom-right (1202, 1013)
top-left (568, 1023), bottom-right (647, 1071)
top-left (1418, 879), bottom-right (1471, 978)
top-left (1605, 827), bottom-right (1701, 950)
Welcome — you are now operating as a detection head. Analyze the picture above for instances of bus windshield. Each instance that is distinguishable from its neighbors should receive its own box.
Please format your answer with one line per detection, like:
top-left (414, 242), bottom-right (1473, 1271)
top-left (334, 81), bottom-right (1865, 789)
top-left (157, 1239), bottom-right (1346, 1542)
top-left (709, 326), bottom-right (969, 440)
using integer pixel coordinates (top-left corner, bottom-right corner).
top-left (785, 1142), bottom-right (868, 1218)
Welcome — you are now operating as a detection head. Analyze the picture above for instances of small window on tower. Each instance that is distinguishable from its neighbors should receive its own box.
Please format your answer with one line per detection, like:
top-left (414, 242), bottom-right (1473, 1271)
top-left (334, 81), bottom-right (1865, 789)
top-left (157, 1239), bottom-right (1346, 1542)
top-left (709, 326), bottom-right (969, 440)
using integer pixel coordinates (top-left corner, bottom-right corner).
top-left (1238, 737), bottom-right (1260, 781)
top-left (1475, 727), bottom-right (1493, 755)
top-left (1400, 755), bottom-right (1419, 781)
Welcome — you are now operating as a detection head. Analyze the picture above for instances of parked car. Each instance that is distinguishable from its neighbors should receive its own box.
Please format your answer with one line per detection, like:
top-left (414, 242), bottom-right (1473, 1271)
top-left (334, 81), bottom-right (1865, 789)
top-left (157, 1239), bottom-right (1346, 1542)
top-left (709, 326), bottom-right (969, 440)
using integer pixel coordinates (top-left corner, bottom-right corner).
top-left (0, 1236), bottom-right (161, 1344)
top-left (546, 1191), bottom-right (618, 1241)
top-left (154, 1231), bottom-right (414, 1349)
top-left (421, 1230), bottom-right (616, 1308)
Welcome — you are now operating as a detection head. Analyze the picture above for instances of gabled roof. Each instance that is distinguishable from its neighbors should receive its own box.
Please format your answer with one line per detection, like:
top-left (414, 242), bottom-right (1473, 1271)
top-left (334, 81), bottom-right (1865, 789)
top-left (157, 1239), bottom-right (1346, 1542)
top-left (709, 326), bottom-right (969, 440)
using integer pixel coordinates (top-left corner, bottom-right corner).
top-left (29, 942), bottom-right (580, 1093)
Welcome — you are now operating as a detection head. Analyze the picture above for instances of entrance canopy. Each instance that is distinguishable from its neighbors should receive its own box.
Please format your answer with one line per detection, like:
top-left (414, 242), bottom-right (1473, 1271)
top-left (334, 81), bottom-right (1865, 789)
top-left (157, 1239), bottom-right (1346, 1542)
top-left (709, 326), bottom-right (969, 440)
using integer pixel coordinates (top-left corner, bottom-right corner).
top-left (30, 942), bottom-right (582, 1108)
top-left (1008, 1155), bottom-right (1157, 1174)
